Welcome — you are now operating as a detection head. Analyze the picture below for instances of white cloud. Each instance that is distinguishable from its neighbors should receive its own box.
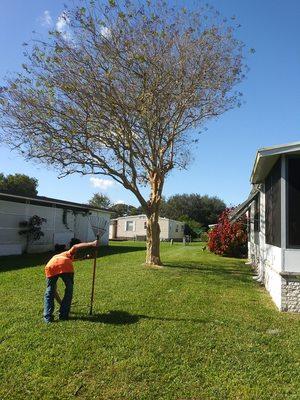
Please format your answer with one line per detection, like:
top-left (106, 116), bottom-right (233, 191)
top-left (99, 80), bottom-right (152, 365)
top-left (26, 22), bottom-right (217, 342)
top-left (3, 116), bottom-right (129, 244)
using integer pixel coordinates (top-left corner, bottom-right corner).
top-left (56, 11), bottom-right (69, 31)
top-left (56, 11), bottom-right (72, 41)
top-left (90, 177), bottom-right (115, 191)
top-left (100, 26), bottom-right (111, 38)
top-left (40, 10), bottom-right (53, 27)
top-left (114, 200), bottom-right (125, 205)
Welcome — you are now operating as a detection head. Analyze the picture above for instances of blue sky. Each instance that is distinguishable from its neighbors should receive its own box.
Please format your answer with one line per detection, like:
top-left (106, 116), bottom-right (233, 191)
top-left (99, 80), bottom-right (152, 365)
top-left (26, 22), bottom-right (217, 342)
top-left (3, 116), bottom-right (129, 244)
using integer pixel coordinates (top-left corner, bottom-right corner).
top-left (0, 0), bottom-right (299, 206)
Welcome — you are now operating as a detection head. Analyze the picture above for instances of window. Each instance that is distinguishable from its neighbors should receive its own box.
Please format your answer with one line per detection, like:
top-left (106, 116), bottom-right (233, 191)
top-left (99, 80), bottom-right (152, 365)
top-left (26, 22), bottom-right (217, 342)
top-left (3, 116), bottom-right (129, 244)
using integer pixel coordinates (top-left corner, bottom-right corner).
top-left (144, 221), bottom-right (147, 229)
top-left (125, 221), bottom-right (134, 231)
top-left (287, 157), bottom-right (300, 247)
top-left (175, 225), bottom-right (179, 232)
top-left (265, 159), bottom-right (281, 247)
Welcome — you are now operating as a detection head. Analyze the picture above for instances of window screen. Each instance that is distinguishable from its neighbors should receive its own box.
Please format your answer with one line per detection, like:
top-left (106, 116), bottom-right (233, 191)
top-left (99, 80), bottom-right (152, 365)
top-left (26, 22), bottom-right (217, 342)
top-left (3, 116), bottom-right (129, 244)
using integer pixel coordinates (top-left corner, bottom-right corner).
top-left (265, 159), bottom-right (281, 247)
top-left (287, 157), bottom-right (300, 247)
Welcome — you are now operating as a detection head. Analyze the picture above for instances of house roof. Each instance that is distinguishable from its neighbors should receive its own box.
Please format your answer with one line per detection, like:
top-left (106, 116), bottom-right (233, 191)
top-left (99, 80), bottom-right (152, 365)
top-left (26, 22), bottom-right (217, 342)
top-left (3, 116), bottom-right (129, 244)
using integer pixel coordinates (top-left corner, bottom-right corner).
top-left (0, 192), bottom-right (111, 213)
top-left (229, 188), bottom-right (259, 222)
top-left (251, 141), bottom-right (300, 183)
top-left (111, 214), bottom-right (184, 223)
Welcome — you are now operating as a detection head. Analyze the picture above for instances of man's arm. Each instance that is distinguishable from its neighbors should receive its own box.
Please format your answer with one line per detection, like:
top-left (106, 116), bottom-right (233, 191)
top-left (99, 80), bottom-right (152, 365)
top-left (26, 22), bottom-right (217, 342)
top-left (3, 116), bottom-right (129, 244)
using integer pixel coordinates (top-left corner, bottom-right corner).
top-left (70, 240), bottom-right (98, 255)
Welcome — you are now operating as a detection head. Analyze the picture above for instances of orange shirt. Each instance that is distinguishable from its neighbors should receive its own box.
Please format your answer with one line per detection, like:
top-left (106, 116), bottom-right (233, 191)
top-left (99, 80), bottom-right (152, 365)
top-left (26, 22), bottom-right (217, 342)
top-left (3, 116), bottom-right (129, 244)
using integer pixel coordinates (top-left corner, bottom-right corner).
top-left (45, 248), bottom-right (76, 278)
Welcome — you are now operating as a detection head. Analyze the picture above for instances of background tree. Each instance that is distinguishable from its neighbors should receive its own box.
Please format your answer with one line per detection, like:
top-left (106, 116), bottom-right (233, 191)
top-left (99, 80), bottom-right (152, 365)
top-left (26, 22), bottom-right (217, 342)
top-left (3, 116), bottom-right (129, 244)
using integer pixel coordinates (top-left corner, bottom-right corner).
top-left (89, 193), bottom-right (112, 209)
top-left (0, 0), bottom-right (245, 265)
top-left (110, 202), bottom-right (142, 218)
top-left (161, 194), bottom-right (226, 227)
top-left (178, 215), bottom-right (203, 239)
top-left (0, 173), bottom-right (38, 196)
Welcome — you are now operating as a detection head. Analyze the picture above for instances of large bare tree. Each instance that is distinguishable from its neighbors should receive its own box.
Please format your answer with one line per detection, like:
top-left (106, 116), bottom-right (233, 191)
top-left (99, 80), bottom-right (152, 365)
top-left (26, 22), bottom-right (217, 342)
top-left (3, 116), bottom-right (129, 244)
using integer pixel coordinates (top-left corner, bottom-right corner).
top-left (0, 0), bottom-right (245, 265)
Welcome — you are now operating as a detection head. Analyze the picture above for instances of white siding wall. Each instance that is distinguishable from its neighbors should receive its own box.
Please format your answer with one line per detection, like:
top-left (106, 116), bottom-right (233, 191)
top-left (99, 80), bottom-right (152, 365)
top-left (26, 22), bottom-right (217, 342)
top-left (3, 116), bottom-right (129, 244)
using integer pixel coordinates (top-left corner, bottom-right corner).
top-left (159, 218), bottom-right (169, 239)
top-left (248, 185), bottom-right (284, 309)
top-left (115, 215), bottom-right (147, 239)
top-left (86, 210), bottom-right (110, 245)
top-left (0, 199), bottom-right (110, 255)
top-left (284, 250), bottom-right (300, 273)
top-left (0, 200), bottom-right (27, 254)
top-left (110, 215), bottom-right (184, 240)
top-left (264, 265), bottom-right (283, 310)
top-left (167, 219), bottom-right (185, 240)
top-left (248, 177), bottom-right (300, 312)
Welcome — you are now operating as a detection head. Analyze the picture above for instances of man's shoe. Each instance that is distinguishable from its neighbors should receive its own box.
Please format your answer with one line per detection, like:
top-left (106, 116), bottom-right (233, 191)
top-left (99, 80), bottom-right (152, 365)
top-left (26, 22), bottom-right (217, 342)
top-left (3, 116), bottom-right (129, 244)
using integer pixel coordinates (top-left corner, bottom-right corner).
top-left (59, 316), bottom-right (69, 321)
top-left (44, 317), bottom-right (54, 323)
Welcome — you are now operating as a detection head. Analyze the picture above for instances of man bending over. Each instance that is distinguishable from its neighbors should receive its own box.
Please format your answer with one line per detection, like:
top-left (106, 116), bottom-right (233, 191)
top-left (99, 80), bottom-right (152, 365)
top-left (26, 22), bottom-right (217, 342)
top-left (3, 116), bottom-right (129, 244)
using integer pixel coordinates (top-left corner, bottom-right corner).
top-left (44, 240), bottom-right (98, 323)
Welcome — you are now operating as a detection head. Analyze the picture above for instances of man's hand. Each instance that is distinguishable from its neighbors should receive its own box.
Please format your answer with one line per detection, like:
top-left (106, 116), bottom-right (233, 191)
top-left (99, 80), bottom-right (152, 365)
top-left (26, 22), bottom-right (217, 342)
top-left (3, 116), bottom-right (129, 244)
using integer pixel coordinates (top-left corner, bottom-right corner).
top-left (92, 240), bottom-right (98, 247)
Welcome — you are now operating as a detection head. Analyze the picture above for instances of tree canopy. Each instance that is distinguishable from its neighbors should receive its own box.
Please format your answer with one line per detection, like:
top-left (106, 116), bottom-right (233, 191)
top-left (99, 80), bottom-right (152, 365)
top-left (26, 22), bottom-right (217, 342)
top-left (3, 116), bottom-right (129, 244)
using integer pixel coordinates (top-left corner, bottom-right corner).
top-left (89, 193), bottom-right (112, 209)
top-left (110, 203), bottom-right (142, 218)
top-left (0, 0), bottom-right (245, 265)
top-left (0, 173), bottom-right (38, 197)
top-left (160, 193), bottom-right (226, 227)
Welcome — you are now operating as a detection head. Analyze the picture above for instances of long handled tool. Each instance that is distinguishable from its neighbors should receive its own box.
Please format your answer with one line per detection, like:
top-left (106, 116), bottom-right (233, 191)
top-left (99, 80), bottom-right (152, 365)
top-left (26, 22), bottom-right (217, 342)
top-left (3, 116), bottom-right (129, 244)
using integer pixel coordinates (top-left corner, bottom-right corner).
top-left (88, 215), bottom-right (108, 315)
top-left (89, 232), bottom-right (99, 315)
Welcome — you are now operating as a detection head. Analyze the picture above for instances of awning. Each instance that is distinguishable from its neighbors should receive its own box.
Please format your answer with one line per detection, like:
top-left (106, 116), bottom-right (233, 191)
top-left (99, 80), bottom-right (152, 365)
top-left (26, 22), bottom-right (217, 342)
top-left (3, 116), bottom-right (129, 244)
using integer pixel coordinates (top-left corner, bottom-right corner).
top-left (229, 189), bottom-right (259, 222)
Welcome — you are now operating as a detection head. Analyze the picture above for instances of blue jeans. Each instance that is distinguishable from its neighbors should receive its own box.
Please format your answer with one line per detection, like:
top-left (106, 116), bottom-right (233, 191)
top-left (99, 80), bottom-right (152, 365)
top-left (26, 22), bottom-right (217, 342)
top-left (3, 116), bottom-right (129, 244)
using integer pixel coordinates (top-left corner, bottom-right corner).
top-left (44, 273), bottom-right (74, 322)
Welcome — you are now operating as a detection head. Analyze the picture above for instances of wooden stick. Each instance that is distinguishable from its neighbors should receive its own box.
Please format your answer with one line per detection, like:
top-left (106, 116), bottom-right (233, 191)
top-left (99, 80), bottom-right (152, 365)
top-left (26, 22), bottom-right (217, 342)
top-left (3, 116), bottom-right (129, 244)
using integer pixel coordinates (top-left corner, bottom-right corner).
top-left (89, 234), bottom-right (99, 315)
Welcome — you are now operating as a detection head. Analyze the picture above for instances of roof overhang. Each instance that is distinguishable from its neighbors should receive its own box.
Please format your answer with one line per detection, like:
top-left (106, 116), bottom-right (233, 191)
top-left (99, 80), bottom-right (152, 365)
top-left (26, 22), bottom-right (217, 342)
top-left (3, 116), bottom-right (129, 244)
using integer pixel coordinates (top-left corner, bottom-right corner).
top-left (0, 192), bottom-right (111, 214)
top-left (251, 141), bottom-right (300, 184)
top-left (230, 189), bottom-right (259, 222)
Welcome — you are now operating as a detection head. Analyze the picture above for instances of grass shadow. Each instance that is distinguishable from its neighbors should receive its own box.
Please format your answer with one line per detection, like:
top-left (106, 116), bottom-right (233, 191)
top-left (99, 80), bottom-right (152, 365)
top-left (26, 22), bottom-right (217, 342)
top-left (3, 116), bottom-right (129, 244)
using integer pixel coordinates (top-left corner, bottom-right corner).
top-left (99, 245), bottom-right (146, 257)
top-left (0, 245), bottom-right (146, 273)
top-left (163, 260), bottom-right (253, 283)
top-left (70, 310), bottom-right (209, 325)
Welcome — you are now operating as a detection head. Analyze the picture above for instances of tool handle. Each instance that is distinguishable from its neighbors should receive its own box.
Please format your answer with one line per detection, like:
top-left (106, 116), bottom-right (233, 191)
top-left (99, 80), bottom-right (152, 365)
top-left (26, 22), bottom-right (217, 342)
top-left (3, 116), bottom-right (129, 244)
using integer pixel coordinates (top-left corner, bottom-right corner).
top-left (89, 234), bottom-right (99, 315)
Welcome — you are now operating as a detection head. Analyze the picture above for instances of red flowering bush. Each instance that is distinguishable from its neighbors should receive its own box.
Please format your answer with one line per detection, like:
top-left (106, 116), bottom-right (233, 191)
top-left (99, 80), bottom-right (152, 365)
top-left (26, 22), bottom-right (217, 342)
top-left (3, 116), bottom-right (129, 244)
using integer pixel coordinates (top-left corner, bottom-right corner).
top-left (208, 208), bottom-right (247, 257)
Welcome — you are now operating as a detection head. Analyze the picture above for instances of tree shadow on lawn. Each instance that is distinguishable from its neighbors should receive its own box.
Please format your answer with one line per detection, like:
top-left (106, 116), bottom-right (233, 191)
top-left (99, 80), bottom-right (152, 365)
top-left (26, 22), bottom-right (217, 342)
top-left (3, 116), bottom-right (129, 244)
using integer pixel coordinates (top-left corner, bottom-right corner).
top-left (69, 310), bottom-right (209, 325)
top-left (0, 245), bottom-right (146, 273)
top-left (163, 260), bottom-right (253, 283)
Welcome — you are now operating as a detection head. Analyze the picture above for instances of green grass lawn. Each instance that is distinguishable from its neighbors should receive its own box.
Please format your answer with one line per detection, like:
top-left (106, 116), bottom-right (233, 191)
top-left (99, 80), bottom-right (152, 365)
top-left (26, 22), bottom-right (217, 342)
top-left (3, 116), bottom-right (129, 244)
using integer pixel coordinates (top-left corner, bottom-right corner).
top-left (0, 242), bottom-right (299, 400)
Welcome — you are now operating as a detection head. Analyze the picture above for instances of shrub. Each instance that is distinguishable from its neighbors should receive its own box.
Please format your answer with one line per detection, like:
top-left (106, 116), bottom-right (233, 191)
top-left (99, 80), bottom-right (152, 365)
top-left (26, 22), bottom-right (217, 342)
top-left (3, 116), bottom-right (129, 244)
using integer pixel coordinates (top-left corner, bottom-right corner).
top-left (55, 244), bottom-right (66, 252)
top-left (208, 208), bottom-right (247, 257)
top-left (19, 215), bottom-right (46, 253)
top-left (199, 231), bottom-right (209, 242)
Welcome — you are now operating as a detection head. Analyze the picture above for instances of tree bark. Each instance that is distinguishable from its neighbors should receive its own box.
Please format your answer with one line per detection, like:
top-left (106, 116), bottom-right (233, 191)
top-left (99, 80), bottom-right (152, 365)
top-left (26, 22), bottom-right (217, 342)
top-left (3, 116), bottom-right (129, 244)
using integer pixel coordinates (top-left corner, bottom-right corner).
top-left (145, 171), bottom-right (163, 266)
top-left (146, 210), bottom-right (161, 266)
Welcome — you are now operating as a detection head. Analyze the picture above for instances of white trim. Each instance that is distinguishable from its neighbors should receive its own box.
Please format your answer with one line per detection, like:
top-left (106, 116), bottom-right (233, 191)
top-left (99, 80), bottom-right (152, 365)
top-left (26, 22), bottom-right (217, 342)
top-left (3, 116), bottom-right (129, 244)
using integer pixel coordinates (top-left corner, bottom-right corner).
top-left (251, 141), bottom-right (300, 183)
top-left (258, 141), bottom-right (300, 155)
top-left (281, 156), bottom-right (286, 272)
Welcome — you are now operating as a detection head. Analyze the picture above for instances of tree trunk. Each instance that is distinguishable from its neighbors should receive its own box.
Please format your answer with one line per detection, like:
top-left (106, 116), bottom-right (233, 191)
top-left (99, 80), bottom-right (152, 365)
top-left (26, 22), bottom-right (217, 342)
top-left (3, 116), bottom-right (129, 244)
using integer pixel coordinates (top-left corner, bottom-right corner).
top-left (144, 169), bottom-right (164, 266)
top-left (146, 210), bottom-right (162, 266)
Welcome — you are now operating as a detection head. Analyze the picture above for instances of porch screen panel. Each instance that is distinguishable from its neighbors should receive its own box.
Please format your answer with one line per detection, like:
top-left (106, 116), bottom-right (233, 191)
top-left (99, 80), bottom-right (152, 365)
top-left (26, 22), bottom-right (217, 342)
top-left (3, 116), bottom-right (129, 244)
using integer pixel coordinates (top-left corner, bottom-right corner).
top-left (265, 159), bottom-right (281, 247)
top-left (287, 157), bottom-right (300, 247)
